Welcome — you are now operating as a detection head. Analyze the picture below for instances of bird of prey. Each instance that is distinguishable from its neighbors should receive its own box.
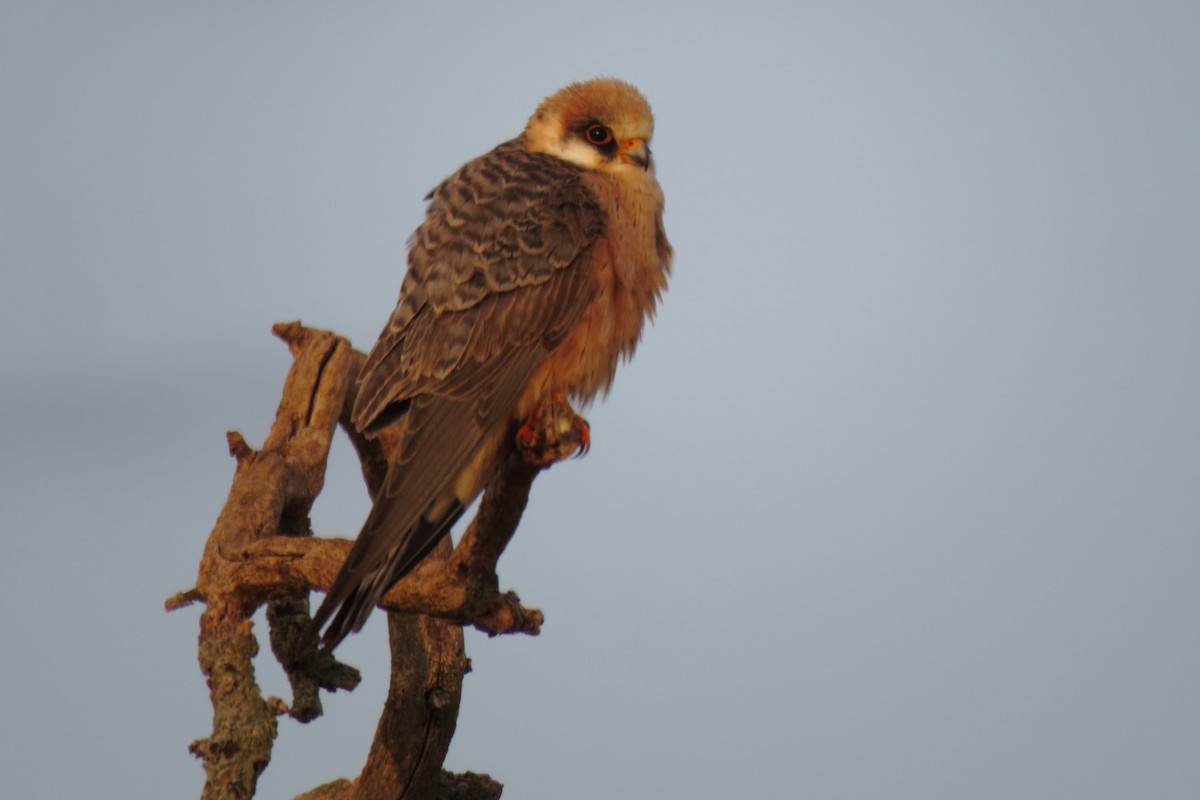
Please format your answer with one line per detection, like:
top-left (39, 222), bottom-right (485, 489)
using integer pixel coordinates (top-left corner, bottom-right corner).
top-left (311, 78), bottom-right (673, 651)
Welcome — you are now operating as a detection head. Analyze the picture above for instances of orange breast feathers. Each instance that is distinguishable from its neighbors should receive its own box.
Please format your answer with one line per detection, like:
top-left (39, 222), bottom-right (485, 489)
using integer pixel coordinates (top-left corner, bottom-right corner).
top-left (520, 167), bottom-right (672, 416)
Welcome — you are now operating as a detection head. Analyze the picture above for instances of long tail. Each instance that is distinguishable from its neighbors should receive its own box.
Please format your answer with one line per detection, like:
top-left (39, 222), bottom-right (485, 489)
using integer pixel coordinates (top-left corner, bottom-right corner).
top-left (308, 394), bottom-right (499, 653)
top-left (310, 499), bottom-right (464, 652)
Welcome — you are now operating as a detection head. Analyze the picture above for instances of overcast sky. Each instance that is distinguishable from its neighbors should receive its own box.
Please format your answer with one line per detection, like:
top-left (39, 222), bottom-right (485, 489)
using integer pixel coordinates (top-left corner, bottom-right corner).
top-left (2, 2), bottom-right (1198, 798)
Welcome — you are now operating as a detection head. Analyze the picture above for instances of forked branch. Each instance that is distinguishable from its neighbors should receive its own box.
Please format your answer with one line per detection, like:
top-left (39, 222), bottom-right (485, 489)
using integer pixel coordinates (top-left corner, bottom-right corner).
top-left (169, 322), bottom-right (586, 800)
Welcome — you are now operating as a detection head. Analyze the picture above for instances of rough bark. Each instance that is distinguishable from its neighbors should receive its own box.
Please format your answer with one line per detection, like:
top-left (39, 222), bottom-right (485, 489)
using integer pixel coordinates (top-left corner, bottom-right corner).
top-left (167, 322), bottom-right (586, 800)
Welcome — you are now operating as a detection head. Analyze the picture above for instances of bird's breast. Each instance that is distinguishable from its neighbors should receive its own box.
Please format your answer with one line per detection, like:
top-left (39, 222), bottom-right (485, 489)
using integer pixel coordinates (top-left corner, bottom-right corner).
top-left (519, 170), bottom-right (671, 416)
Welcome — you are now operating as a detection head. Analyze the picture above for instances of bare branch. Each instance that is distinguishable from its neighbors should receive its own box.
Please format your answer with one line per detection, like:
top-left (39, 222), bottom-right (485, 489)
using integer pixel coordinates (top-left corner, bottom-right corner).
top-left (175, 322), bottom-right (589, 799)
top-left (183, 324), bottom-right (354, 800)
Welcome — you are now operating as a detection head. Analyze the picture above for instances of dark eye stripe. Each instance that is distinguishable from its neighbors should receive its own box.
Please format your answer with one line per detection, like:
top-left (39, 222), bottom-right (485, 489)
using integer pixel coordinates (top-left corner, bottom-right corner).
top-left (577, 122), bottom-right (617, 157)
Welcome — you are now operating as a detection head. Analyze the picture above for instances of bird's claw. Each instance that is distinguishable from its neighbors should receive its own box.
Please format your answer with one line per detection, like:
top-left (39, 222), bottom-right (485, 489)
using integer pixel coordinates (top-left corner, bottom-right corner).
top-left (516, 393), bottom-right (591, 467)
top-left (574, 416), bottom-right (591, 457)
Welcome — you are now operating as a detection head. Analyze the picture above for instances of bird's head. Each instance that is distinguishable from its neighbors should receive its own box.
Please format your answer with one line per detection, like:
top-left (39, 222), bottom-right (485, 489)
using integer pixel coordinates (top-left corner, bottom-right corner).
top-left (525, 77), bottom-right (656, 174)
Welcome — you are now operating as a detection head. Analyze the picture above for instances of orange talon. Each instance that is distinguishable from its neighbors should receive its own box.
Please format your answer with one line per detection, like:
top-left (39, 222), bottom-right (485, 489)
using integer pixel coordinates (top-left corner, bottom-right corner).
top-left (515, 411), bottom-right (540, 451)
top-left (574, 416), bottom-right (591, 457)
top-left (515, 393), bottom-right (591, 466)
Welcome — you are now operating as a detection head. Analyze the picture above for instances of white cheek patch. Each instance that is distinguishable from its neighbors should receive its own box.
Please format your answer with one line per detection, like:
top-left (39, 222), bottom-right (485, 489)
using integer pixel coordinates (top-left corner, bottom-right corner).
top-left (545, 138), bottom-right (604, 170)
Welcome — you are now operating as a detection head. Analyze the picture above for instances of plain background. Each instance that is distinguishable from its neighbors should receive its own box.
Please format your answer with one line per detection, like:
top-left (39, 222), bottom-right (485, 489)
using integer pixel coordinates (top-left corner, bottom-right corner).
top-left (2, 2), bottom-right (1197, 798)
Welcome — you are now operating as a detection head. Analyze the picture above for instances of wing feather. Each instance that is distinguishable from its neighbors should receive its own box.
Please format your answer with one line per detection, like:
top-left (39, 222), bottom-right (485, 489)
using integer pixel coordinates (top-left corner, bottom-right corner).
top-left (353, 141), bottom-right (604, 430)
top-left (313, 141), bottom-right (605, 647)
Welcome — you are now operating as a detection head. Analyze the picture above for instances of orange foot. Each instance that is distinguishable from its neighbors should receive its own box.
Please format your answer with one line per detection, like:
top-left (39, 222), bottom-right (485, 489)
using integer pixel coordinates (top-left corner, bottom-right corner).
top-left (516, 392), bottom-right (591, 467)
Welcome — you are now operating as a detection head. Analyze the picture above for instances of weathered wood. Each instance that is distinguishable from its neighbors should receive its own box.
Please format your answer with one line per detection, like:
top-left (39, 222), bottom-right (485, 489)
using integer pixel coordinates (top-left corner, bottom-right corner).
top-left (170, 322), bottom-right (589, 799)
top-left (185, 324), bottom-right (355, 800)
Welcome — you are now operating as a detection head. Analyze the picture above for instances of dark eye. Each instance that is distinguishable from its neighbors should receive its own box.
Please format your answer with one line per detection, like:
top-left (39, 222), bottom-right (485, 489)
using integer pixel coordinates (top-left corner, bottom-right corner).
top-left (586, 125), bottom-right (613, 145)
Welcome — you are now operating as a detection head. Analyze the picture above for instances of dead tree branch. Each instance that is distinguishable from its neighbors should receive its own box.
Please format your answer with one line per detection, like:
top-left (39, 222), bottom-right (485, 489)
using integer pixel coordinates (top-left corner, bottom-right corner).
top-left (169, 322), bottom-right (586, 800)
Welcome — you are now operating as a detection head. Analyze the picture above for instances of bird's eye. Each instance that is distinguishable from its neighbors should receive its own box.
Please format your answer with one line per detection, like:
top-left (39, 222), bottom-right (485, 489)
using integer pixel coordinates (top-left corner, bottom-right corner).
top-left (586, 125), bottom-right (613, 145)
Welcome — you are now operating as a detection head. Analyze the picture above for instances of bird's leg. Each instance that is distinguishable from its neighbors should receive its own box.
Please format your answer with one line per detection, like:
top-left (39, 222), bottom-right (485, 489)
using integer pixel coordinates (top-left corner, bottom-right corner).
top-left (515, 391), bottom-right (590, 467)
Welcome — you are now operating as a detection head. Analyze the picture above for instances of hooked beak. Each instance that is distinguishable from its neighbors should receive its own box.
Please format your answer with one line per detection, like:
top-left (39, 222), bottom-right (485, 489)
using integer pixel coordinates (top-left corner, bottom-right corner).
top-left (619, 138), bottom-right (650, 169)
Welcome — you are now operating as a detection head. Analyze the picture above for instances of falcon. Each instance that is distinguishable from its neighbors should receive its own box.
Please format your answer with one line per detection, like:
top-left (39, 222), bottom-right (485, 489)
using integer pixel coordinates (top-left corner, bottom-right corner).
top-left (312, 78), bottom-right (672, 651)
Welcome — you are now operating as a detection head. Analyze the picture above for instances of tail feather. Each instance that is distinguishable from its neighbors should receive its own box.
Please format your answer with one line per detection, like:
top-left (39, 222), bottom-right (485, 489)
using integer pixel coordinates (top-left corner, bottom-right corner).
top-left (310, 501), bottom-right (464, 652)
top-left (309, 355), bottom-right (533, 654)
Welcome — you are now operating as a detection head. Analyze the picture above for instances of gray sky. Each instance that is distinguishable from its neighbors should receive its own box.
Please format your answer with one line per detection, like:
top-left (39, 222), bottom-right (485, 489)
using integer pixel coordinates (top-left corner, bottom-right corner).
top-left (2, 2), bottom-right (1198, 798)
